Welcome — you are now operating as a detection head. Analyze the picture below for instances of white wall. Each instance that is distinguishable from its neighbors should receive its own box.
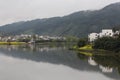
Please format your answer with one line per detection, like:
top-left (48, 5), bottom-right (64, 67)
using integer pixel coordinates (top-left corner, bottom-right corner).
top-left (101, 29), bottom-right (113, 37)
top-left (88, 29), bottom-right (114, 42)
top-left (88, 33), bottom-right (98, 42)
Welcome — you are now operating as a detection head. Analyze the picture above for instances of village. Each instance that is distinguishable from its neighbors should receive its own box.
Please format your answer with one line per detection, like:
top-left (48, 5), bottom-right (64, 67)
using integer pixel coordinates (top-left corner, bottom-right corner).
top-left (0, 34), bottom-right (66, 43)
top-left (88, 29), bottom-right (120, 42)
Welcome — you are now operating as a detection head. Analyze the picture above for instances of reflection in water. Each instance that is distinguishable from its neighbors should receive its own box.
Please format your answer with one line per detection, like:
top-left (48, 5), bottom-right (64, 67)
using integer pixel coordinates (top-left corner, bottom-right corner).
top-left (77, 52), bottom-right (120, 80)
top-left (0, 45), bottom-right (119, 80)
top-left (0, 44), bottom-right (66, 52)
top-left (99, 65), bottom-right (113, 73)
top-left (88, 57), bottom-right (97, 66)
top-left (87, 57), bottom-right (113, 73)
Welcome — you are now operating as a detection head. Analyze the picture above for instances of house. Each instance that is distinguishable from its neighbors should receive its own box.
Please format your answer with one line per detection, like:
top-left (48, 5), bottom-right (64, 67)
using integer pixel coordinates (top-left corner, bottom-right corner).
top-left (88, 29), bottom-right (114, 42)
top-left (88, 33), bottom-right (98, 42)
top-left (99, 29), bottom-right (113, 37)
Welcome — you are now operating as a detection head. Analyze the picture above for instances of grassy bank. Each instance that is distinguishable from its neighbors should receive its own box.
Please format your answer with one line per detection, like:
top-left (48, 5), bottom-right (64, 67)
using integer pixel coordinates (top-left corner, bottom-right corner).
top-left (0, 42), bottom-right (26, 45)
top-left (71, 44), bottom-right (117, 56)
top-left (72, 44), bottom-right (108, 51)
top-left (72, 45), bottom-right (93, 51)
top-left (78, 51), bottom-right (93, 56)
top-left (79, 45), bottom-right (93, 50)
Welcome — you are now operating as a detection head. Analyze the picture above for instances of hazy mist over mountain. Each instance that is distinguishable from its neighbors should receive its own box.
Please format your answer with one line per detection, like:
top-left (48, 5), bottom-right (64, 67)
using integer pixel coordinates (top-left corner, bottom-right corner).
top-left (0, 0), bottom-right (120, 25)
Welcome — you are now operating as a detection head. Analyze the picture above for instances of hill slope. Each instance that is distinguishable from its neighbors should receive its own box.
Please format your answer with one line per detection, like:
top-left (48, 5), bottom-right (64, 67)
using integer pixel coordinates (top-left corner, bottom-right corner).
top-left (0, 2), bottom-right (120, 37)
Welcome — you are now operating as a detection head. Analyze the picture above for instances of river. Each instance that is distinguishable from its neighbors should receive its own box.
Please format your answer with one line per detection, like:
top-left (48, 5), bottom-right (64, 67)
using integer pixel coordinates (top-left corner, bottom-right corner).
top-left (0, 44), bottom-right (119, 80)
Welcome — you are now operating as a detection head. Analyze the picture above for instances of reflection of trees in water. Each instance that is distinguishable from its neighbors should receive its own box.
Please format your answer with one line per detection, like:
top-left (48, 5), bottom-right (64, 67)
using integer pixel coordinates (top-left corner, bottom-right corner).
top-left (77, 53), bottom-right (89, 60)
top-left (77, 52), bottom-right (120, 69)
top-left (77, 52), bottom-right (120, 78)
top-left (118, 68), bottom-right (120, 74)
top-left (93, 55), bottom-right (120, 75)
top-left (93, 55), bottom-right (120, 68)
top-left (0, 46), bottom-right (119, 80)
top-left (0, 45), bottom-right (67, 52)
top-left (77, 53), bottom-right (97, 66)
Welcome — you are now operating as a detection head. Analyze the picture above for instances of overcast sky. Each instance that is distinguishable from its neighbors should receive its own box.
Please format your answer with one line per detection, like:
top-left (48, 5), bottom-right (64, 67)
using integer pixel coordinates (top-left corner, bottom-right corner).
top-left (0, 0), bottom-right (120, 25)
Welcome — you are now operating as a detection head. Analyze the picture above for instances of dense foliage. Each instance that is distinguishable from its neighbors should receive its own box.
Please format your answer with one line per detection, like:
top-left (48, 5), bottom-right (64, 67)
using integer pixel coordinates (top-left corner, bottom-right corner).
top-left (0, 3), bottom-right (120, 37)
top-left (93, 37), bottom-right (120, 52)
top-left (77, 38), bottom-right (88, 47)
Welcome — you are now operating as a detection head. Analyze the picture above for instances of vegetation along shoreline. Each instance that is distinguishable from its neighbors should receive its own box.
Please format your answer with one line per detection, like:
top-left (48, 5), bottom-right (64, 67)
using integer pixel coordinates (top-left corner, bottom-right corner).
top-left (71, 28), bottom-right (120, 55)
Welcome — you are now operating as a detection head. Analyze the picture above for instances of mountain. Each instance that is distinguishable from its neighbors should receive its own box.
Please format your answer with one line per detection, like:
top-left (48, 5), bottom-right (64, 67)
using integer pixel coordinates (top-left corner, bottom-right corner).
top-left (0, 2), bottom-right (120, 37)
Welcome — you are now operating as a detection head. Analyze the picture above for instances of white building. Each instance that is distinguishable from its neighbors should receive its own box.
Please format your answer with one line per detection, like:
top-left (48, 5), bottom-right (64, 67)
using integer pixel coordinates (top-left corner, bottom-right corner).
top-left (99, 29), bottom-right (113, 37)
top-left (88, 29), bottom-right (114, 42)
top-left (88, 33), bottom-right (98, 42)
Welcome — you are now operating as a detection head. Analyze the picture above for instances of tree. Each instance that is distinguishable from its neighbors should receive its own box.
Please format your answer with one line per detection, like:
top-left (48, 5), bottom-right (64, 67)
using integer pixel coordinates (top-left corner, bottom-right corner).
top-left (93, 36), bottom-right (120, 52)
top-left (77, 38), bottom-right (88, 47)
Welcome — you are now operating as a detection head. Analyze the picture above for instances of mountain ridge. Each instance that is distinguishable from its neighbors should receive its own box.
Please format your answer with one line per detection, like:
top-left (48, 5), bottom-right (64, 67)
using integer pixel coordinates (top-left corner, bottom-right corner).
top-left (0, 2), bottom-right (120, 37)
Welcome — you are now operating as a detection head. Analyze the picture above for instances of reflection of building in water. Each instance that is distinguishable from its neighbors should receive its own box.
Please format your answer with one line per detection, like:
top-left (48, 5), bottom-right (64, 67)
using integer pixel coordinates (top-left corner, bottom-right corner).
top-left (29, 44), bottom-right (35, 51)
top-left (0, 45), bottom-right (66, 52)
top-left (99, 65), bottom-right (113, 73)
top-left (88, 57), bottom-right (97, 66)
top-left (8, 47), bottom-right (12, 51)
top-left (23, 48), bottom-right (27, 51)
top-left (38, 47), bottom-right (62, 52)
top-left (29, 44), bottom-right (61, 52)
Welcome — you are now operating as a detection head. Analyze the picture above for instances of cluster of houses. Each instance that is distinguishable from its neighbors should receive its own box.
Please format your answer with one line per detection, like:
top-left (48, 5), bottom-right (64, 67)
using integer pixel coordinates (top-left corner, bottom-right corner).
top-left (0, 34), bottom-right (66, 42)
top-left (88, 29), bottom-right (119, 42)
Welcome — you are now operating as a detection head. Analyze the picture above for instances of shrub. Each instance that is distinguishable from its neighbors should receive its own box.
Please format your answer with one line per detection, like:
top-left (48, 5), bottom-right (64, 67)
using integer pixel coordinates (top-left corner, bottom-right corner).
top-left (77, 38), bottom-right (88, 47)
top-left (93, 37), bottom-right (120, 52)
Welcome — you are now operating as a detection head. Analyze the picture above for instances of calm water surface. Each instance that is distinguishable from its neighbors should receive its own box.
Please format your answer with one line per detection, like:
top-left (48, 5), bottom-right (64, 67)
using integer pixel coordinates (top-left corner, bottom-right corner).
top-left (0, 45), bottom-right (119, 80)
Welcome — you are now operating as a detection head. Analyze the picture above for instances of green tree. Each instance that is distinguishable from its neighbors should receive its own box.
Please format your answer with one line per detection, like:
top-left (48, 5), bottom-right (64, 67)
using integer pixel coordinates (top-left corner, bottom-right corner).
top-left (77, 38), bottom-right (88, 47)
top-left (93, 36), bottom-right (120, 52)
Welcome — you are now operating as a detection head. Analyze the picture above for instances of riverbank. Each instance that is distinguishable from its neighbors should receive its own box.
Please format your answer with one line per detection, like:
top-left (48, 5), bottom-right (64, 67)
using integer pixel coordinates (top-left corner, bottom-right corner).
top-left (0, 42), bottom-right (26, 45)
top-left (0, 41), bottom-right (75, 46)
top-left (71, 45), bottom-right (93, 51)
top-left (71, 44), bottom-right (114, 52)
top-left (71, 44), bottom-right (119, 56)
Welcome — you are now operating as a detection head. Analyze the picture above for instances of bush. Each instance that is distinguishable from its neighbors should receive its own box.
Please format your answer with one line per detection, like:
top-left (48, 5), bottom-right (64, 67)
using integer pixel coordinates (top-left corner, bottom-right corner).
top-left (93, 37), bottom-right (120, 52)
top-left (77, 38), bottom-right (88, 47)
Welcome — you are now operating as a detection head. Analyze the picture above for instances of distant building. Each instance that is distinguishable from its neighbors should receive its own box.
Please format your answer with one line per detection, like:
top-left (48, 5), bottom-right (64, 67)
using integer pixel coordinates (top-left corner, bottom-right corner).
top-left (88, 33), bottom-right (98, 42)
top-left (99, 29), bottom-right (113, 37)
top-left (0, 34), bottom-right (66, 42)
top-left (88, 29), bottom-right (114, 42)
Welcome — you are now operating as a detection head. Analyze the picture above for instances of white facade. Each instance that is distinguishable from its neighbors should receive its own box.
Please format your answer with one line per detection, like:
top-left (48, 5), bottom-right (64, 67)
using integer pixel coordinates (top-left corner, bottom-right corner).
top-left (88, 33), bottom-right (98, 42)
top-left (99, 29), bottom-right (113, 37)
top-left (88, 29), bottom-right (114, 42)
